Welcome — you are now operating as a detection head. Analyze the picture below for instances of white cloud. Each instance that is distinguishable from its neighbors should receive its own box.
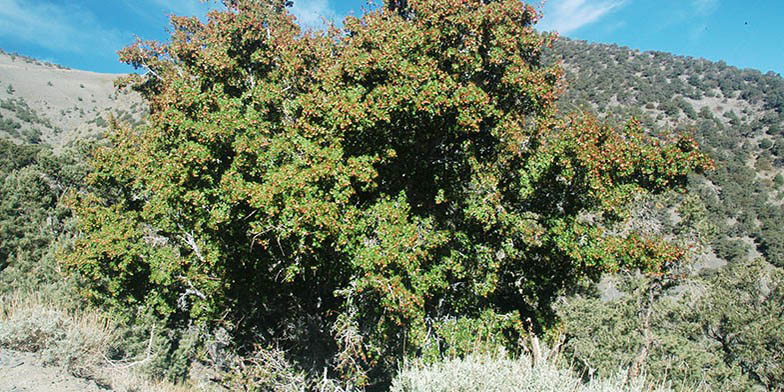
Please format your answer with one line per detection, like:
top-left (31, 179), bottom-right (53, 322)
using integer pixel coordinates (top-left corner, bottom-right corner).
top-left (537, 0), bottom-right (627, 35)
top-left (0, 0), bottom-right (126, 54)
top-left (289, 0), bottom-right (340, 29)
top-left (689, 22), bottom-right (709, 43)
top-left (135, 0), bottom-right (341, 30)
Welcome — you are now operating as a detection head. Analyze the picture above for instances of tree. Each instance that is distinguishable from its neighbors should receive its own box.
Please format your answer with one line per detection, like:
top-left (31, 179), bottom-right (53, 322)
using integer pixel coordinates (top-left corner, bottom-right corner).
top-left (64, 0), bottom-right (712, 385)
top-left (700, 258), bottom-right (784, 390)
top-left (557, 258), bottom-right (783, 391)
top-left (0, 140), bottom-right (87, 292)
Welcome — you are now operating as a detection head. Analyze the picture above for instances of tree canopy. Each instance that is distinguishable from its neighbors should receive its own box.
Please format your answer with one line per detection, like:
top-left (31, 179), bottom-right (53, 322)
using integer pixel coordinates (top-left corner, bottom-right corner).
top-left (64, 0), bottom-right (712, 385)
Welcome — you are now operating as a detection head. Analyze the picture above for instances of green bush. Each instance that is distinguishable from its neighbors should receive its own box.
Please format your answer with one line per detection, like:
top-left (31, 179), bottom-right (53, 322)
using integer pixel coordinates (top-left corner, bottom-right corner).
top-left (65, 0), bottom-right (711, 385)
top-left (0, 117), bottom-right (22, 137)
top-left (773, 173), bottom-right (784, 188)
top-left (699, 258), bottom-right (784, 390)
top-left (0, 140), bottom-right (87, 293)
top-left (556, 259), bottom-right (784, 391)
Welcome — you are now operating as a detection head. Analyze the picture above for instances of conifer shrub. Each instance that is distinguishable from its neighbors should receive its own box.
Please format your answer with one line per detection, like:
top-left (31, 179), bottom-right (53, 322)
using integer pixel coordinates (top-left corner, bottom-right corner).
top-left (64, 0), bottom-right (712, 385)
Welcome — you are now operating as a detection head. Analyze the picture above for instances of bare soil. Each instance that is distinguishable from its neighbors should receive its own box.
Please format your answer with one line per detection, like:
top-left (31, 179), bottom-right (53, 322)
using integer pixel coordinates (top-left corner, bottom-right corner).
top-left (0, 349), bottom-right (108, 392)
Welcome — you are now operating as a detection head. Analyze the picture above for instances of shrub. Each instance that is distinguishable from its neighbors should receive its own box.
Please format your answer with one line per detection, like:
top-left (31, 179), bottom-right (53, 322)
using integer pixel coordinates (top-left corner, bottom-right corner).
top-left (220, 346), bottom-right (308, 392)
top-left (0, 140), bottom-right (87, 293)
top-left (699, 258), bottom-right (784, 390)
top-left (65, 0), bottom-right (712, 385)
top-left (773, 173), bottom-right (784, 187)
top-left (390, 352), bottom-right (669, 392)
top-left (0, 291), bottom-right (114, 378)
top-left (0, 295), bottom-right (71, 353)
top-left (556, 260), bottom-right (783, 391)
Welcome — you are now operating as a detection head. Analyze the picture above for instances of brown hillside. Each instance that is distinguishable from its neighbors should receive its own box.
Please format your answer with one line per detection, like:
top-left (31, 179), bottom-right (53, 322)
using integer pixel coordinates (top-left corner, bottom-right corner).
top-left (0, 50), bottom-right (144, 149)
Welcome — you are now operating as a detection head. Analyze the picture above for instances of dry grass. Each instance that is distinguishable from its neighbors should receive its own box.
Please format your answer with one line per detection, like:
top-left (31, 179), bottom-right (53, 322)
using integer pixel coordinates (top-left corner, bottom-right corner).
top-left (390, 347), bottom-right (672, 392)
top-left (0, 290), bottom-right (195, 392)
top-left (0, 291), bottom-right (683, 392)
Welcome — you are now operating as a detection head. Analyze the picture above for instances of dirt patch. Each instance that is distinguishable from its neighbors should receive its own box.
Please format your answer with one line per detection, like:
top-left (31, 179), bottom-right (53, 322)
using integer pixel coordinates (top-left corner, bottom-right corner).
top-left (0, 349), bottom-right (109, 392)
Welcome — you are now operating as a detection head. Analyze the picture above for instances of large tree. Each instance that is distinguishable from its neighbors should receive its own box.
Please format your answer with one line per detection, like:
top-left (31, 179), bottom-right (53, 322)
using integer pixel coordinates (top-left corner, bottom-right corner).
top-left (64, 0), bottom-right (711, 385)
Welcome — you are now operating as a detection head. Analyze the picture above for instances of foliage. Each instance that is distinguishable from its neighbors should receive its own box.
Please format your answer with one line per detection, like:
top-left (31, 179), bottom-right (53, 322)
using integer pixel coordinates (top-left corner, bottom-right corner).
top-left (556, 276), bottom-right (752, 391)
top-left (219, 345), bottom-right (308, 392)
top-left (542, 34), bottom-right (784, 392)
top-left (699, 258), bottom-right (784, 390)
top-left (0, 97), bottom-right (60, 142)
top-left (0, 139), bottom-right (87, 292)
top-left (546, 38), bottom-right (784, 270)
top-left (0, 116), bottom-right (22, 138)
top-left (65, 0), bottom-right (710, 385)
top-left (557, 258), bottom-right (783, 391)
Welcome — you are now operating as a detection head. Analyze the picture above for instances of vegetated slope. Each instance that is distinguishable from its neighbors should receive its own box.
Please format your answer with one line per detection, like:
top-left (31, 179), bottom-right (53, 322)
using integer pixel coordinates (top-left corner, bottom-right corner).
top-left (549, 38), bottom-right (784, 270)
top-left (0, 49), bottom-right (145, 149)
top-left (546, 39), bottom-right (784, 391)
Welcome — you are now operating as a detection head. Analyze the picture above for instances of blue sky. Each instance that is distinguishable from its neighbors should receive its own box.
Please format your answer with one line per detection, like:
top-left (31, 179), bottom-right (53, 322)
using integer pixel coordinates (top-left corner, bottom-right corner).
top-left (0, 0), bottom-right (781, 75)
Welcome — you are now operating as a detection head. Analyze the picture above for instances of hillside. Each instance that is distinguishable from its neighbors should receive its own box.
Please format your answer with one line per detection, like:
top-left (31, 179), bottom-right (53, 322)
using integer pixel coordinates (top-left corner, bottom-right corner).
top-left (547, 39), bottom-right (784, 391)
top-left (548, 38), bottom-right (784, 270)
top-left (0, 49), bottom-right (144, 149)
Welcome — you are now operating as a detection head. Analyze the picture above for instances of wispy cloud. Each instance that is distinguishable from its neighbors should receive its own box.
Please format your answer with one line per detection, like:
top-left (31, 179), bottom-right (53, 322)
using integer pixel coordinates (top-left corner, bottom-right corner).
top-left (686, 0), bottom-right (717, 43)
top-left (290, 0), bottom-right (341, 29)
top-left (119, 0), bottom-right (221, 27)
top-left (690, 22), bottom-right (709, 43)
top-left (692, 0), bottom-right (718, 15)
top-left (538, 0), bottom-right (627, 35)
top-left (0, 0), bottom-right (126, 54)
top-left (145, 0), bottom-right (220, 19)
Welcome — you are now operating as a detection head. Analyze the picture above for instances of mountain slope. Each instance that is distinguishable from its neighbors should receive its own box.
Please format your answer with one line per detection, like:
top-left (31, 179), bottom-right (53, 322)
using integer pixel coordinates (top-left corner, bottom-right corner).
top-left (546, 39), bottom-right (784, 391)
top-left (548, 38), bottom-right (784, 269)
top-left (0, 49), bottom-right (144, 149)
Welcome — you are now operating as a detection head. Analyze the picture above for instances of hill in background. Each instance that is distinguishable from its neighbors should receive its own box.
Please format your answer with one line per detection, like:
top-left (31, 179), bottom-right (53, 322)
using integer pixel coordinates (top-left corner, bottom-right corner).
top-left (548, 38), bottom-right (784, 271)
top-left (0, 49), bottom-right (144, 149)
